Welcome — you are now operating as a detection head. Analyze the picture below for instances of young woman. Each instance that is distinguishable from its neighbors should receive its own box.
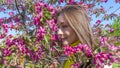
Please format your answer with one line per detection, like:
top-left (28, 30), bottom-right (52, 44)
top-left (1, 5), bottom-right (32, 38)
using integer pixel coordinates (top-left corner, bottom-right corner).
top-left (57, 5), bottom-right (97, 68)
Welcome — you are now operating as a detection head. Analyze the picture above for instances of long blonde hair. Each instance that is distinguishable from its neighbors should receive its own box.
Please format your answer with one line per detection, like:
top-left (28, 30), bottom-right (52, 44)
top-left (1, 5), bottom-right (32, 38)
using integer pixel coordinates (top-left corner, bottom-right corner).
top-left (59, 5), bottom-right (96, 50)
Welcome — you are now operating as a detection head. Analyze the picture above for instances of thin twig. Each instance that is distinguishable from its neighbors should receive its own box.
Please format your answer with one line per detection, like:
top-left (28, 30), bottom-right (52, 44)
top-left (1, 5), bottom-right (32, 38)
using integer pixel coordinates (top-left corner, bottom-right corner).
top-left (14, 0), bottom-right (29, 34)
top-left (15, 0), bottom-right (21, 17)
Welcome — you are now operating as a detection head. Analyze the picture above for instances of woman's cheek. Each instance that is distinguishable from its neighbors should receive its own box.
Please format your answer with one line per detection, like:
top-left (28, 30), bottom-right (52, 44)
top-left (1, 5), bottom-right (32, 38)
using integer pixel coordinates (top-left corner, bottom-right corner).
top-left (65, 31), bottom-right (70, 36)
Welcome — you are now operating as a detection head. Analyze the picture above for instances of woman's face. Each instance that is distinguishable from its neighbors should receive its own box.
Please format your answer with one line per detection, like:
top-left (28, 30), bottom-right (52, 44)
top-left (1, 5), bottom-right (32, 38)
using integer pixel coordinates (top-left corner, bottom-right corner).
top-left (57, 14), bottom-right (79, 45)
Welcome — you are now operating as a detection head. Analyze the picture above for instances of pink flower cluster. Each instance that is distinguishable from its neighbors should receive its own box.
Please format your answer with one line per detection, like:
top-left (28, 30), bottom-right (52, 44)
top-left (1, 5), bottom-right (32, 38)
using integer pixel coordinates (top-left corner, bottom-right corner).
top-left (37, 26), bottom-right (46, 40)
top-left (0, 0), bottom-right (120, 67)
top-left (2, 34), bottom-right (45, 62)
top-left (64, 44), bottom-right (92, 57)
top-left (94, 52), bottom-right (120, 68)
top-left (100, 37), bottom-right (120, 51)
top-left (25, 46), bottom-right (45, 61)
top-left (94, 20), bottom-right (101, 27)
top-left (47, 19), bottom-right (57, 32)
top-left (100, 37), bottom-right (108, 47)
top-left (2, 35), bottom-right (26, 56)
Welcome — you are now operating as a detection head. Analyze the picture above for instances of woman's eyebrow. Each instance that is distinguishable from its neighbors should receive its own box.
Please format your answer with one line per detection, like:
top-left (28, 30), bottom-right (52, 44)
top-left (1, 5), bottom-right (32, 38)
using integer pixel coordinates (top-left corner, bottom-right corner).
top-left (57, 22), bottom-right (64, 26)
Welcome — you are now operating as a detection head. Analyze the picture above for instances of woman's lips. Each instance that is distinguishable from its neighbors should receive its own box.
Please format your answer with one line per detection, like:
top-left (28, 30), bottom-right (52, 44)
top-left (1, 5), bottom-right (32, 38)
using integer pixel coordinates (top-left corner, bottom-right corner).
top-left (61, 37), bottom-right (67, 40)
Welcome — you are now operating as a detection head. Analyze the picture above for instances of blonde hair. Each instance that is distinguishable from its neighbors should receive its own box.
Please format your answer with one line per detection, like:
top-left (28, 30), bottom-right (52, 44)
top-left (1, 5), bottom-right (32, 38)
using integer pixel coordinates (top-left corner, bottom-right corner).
top-left (59, 5), bottom-right (97, 50)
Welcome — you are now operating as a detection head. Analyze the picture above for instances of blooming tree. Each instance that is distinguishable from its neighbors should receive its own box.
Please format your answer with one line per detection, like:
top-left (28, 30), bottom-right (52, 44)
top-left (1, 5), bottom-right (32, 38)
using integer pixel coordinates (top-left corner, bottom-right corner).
top-left (0, 0), bottom-right (120, 68)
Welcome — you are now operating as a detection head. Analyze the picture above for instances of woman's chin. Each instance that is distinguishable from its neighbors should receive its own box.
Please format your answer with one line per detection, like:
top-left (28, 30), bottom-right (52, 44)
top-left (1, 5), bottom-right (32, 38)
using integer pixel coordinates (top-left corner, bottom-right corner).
top-left (62, 41), bottom-right (69, 45)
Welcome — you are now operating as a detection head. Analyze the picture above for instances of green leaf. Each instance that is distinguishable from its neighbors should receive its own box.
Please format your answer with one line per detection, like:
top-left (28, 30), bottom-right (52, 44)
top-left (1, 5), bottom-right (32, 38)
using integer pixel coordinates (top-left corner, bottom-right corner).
top-left (0, 0), bottom-right (6, 5)
top-left (113, 63), bottom-right (120, 68)
top-left (109, 18), bottom-right (120, 36)
top-left (45, 12), bottom-right (51, 20)
top-left (44, 35), bottom-right (50, 44)
top-left (25, 63), bottom-right (33, 68)
top-left (0, 64), bottom-right (2, 68)
top-left (115, 41), bottom-right (120, 46)
top-left (33, 46), bottom-right (38, 51)
top-left (64, 58), bottom-right (74, 68)
top-left (30, 36), bottom-right (37, 42)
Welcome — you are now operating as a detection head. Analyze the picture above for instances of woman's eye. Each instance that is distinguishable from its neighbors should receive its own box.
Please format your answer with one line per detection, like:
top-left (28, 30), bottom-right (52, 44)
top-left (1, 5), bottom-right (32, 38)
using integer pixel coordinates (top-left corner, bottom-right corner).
top-left (62, 25), bottom-right (68, 28)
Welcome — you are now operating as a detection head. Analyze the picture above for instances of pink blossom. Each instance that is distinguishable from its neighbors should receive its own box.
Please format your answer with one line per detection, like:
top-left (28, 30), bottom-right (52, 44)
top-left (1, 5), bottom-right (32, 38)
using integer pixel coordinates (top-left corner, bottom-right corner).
top-left (0, 34), bottom-right (6, 39)
top-left (2, 24), bottom-right (8, 33)
top-left (6, 35), bottom-right (13, 47)
top-left (108, 45), bottom-right (120, 51)
top-left (6, 0), bottom-right (12, 4)
top-left (100, 6), bottom-right (105, 13)
top-left (115, 0), bottom-right (120, 3)
top-left (47, 19), bottom-right (57, 32)
top-left (37, 26), bottom-right (46, 40)
top-left (58, 0), bottom-right (64, 3)
top-left (82, 3), bottom-right (88, 9)
top-left (51, 34), bottom-right (58, 41)
top-left (19, 45), bottom-right (26, 54)
top-left (110, 28), bottom-right (114, 33)
top-left (94, 52), bottom-right (109, 68)
top-left (83, 44), bottom-right (92, 57)
top-left (64, 44), bottom-right (92, 57)
top-left (0, 7), bottom-right (5, 12)
top-left (3, 48), bottom-right (12, 56)
top-left (33, 13), bottom-right (42, 26)
top-left (48, 6), bottom-right (54, 12)
top-left (105, 24), bottom-right (110, 27)
top-left (25, 48), bottom-right (31, 56)
top-left (96, 20), bottom-right (101, 25)
top-left (50, 47), bottom-right (55, 52)
top-left (33, 17), bottom-right (40, 25)
top-left (0, 18), bottom-right (4, 24)
top-left (2, 59), bottom-right (7, 64)
top-left (70, 61), bottom-right (82, 68)
top-left (14, 16), bottom-right (21, 22)
top-left (68, 0), bottom-right (74, 4)
top-left (35, 2), bottom-right (43, 13)
top-left (88, 3), bottom-right (94, 8)
top-left (47, 6), bottom-right (56, 15)
top-left (27, 46), bottom-right (44, 61)
top-left (43, 3), bottom-right (48, 7)
top-left (51, 10), bottom-right (56, 16)
top-left (9, 12), bottom-right (14, 17)
top-left (108, 54), bottom-right (120, 64)
top-left (94, 52), bottom-right (119, 68)
top-left (94, 20), bottom-right (101, 27)
top-left (64, 45), bottom-right (73, 57)
top-left (99, 0), bottom-right (108, 3)
top-left (100, 37), bottom-right (107, 47)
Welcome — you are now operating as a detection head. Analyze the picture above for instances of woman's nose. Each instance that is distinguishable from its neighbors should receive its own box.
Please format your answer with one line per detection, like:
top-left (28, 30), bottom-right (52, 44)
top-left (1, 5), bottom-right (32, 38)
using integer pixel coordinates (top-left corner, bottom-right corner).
top-left (57, 29), bottom-right (63, 38)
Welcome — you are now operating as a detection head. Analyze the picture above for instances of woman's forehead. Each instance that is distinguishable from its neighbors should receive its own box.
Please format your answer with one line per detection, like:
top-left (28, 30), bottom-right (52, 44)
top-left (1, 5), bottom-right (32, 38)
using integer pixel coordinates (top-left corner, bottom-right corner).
top-left (57, 14), bottom-right (68, 25)
top-left (58, 14), bottom-right (64, 22)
